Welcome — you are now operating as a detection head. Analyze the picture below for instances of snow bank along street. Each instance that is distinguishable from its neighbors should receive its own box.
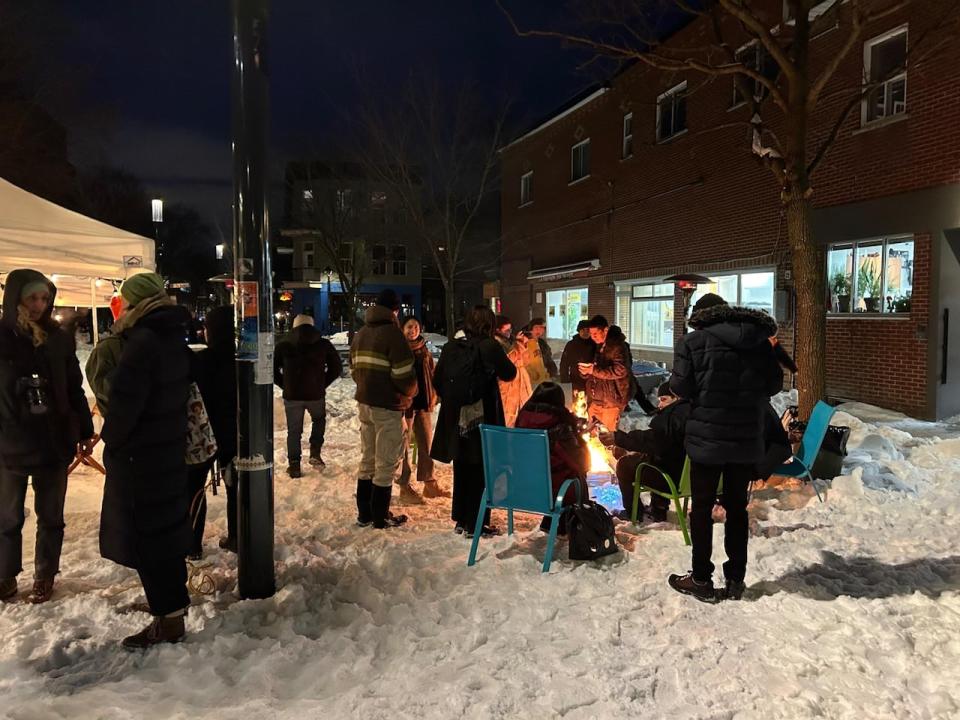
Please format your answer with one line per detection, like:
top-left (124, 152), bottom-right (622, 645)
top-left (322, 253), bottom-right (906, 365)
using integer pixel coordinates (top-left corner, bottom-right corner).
top-left (1, 380), bottom-right (959, 719)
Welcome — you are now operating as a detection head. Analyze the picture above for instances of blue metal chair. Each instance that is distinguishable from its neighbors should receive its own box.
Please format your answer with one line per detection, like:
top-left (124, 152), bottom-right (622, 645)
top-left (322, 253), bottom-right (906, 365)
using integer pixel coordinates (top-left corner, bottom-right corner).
top-left (468, 424), bottom-right (582, 573)
top-left (773, 400), bottom-right (836, 502)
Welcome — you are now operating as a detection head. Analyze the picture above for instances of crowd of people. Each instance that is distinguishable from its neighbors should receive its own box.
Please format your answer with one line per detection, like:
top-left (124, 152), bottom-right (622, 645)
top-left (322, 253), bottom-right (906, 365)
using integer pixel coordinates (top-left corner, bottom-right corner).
top-left (0, 269), bottom-right (795, 650)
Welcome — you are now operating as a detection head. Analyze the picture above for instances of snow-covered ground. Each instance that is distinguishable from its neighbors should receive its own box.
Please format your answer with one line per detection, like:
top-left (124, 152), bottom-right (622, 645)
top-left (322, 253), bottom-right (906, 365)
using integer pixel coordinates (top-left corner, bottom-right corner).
top-left (3, 378), bottom-right (960, 719)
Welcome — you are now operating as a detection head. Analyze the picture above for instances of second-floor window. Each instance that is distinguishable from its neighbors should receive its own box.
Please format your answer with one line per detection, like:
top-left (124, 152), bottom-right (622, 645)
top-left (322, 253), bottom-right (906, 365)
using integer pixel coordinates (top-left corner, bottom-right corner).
top-left (339, 241), bottom-right (353, 273)
top-left (570, 139), bottom-right (590, 183)
top-left (622, 112), bottom-right (633, 159)
top-left (303, 241), bottom-right (314, 269)
top-left (657, 82), bottom-right (687, 142)
top-left (863, 26), bottom-right (908, 124)
top-left (372, 244), bottom-right (387, 275)
top-left (520, 171), bottom-right (532, 206)
top-left (732, 44), bottom-right (773, 107)
top-left (392, 245), bottom-right (407, 276)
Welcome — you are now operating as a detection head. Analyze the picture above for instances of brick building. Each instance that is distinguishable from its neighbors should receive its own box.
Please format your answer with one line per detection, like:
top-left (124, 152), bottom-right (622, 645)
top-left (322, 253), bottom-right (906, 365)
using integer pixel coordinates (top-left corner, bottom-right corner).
top-left (499, 0), bottom-right (960, 419)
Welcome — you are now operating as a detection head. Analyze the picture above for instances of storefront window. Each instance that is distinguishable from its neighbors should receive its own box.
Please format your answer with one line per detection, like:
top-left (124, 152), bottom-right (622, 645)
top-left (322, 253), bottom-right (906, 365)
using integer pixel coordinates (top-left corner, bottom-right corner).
top-left (885, 240), bottom-right (914, 313)
top-left (545, 287), bottom-right (588, 338)
top-left (827, 236), bottom-right (912, 314)
top-left (628, 282), bottom-right (674, 348)
top-left (827, 245), bottom-right (854, 313)
top-left (855, 243), bottom-right (883, 312)
top-left (690, 271), bottom-right (774, 313)
top-left (690, 275), bottom-right (739, 308)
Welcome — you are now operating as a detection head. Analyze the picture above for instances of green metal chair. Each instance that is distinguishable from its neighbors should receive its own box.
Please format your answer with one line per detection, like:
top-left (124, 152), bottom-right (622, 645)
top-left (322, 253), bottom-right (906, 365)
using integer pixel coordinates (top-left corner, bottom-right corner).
top-left (632, 457), bottom-right (723, 546)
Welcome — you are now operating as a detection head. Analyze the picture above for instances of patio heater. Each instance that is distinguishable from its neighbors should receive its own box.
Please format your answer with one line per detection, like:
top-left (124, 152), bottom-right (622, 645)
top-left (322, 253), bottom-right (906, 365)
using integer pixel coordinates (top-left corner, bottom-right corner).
top-left (664, 273), bottom-right (712, 334)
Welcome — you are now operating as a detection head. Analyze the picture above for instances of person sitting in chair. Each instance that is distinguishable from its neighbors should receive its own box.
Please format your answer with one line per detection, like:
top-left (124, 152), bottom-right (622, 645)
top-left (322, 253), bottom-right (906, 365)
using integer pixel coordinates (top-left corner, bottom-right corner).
top-left (599, 381), bottom-right (688, 523)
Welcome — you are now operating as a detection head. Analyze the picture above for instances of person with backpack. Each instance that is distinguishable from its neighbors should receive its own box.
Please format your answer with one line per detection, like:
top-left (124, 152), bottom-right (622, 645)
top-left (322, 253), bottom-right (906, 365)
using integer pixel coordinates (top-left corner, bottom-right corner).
top-left (397, 316), bottom-right (447, 502)
top-left (667, 293), bottom-right (784, 603)
top-left (493, 315), bottom-right (532, 428)
top-left (515, 382), bottom-right (589, 534)
top-left (274, 313), bottom-right (342, 478)
top-left (558, 320), bottom-right (595, 396)
top-left (431, 305), bottom-right (517, 537)
top-left (0, 270), bottom-right (95, 604)
top-left (351, 289), bottom-right (417, 529)
top-left (581, 315), bottom-right (632, 433)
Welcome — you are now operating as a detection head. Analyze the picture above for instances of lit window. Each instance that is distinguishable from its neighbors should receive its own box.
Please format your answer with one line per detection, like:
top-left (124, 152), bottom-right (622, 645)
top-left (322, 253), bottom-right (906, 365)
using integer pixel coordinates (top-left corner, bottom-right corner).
top-left (690, 271), bottom-right (775, 315)
top-left (622, 113), bottom-right (633, 159)
top-left (827, 237), bottom-right (913, 313)
top-left (545, 288), bottom-right (588, 338)
top-left (570, 139), bottom-right (590, 183)
top-left (520, 171), bottom-right (533, 206)
top-left (863, 26), bottom-right (907, 124)
top-left (657, 82), bottom-right (687, 142)
top-left (621, 282), bottom-right (674, 348)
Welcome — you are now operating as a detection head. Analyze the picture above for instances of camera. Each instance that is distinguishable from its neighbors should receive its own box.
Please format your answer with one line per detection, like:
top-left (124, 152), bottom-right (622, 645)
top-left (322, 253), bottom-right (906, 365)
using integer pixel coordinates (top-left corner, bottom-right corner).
top-left (18, 374), bottom-right (50, 415)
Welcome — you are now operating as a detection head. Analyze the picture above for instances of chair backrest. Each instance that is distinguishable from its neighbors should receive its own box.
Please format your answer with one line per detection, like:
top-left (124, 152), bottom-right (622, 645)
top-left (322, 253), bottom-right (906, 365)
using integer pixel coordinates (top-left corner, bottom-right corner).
top-left (677, 457), bottom-right (692, 496)
top-left (797, 401), bottom-right (837, 468)
top-left (479, 424), bottom-right (555, 514)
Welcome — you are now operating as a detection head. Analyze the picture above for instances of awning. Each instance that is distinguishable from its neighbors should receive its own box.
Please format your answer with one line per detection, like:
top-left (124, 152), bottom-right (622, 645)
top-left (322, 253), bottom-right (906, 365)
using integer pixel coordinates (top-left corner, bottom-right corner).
top-left (527, 258), bottom-right (600, 282)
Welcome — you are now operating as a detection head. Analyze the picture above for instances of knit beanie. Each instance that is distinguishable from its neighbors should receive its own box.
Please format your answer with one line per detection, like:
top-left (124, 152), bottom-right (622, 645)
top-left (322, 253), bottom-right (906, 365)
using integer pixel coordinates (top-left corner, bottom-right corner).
top-left (20, 280), bottom-right (50, 301)
top-left (657, 381), bottom-right (673, 398)
top-left (120, 272), bottom-right (166, 307)
top-left (292, 314), bottom-right (314, 328)
top-left (692, 293), bottom-right (727, 314)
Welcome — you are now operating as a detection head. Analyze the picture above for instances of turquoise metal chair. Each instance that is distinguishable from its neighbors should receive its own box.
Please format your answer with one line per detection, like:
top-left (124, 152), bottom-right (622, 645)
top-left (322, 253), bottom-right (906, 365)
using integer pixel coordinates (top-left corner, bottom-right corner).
top-left (773, 400), bottom-right (836, 502)
top-left (632, 457), bottom-right (723, 546)
top-left (468, 424), bottom-right (582, 573)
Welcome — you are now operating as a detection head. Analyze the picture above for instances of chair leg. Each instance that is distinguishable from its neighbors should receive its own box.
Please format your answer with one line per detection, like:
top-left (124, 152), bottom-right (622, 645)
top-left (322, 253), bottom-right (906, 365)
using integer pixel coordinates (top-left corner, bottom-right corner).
top-left (631, 481), bottom-right (642, 523)
top-left (808, 473), bottom-right (823, 503)
top-left (467, 499), bottom-right (488, 567)
top-left (507, 508), bottom-right (514, 536)
top-left (674, 495), bottom-right (691, 546)
top-left (543, 512), bottom-right (561, 573)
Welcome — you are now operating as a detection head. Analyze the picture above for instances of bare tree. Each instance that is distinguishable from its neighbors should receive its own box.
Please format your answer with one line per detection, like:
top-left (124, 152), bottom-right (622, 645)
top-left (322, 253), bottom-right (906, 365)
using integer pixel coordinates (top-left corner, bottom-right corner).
top-left (499, 0), bottom-right (960, 417)
top-left (357, 77), bottom-right (507, 337)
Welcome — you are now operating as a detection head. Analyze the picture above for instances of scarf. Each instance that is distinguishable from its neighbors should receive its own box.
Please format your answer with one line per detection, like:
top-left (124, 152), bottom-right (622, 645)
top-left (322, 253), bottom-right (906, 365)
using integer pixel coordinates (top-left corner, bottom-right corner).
top-left (16, 305), bottom-right (48, 348)
top-left (113, 292), bottom-right (175, 334)
top-left (408, 335), bottom-right (427, 354)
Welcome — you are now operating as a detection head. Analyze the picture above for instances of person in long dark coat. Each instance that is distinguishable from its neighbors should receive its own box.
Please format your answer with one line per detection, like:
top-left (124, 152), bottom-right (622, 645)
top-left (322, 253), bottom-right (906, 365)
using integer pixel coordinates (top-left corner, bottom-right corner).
top-left (98, 272), bottom-right (193, 649)
top-left (0, 269), bottom-right (95, 604)
top-left (431, 305), bottom-right (516, 537)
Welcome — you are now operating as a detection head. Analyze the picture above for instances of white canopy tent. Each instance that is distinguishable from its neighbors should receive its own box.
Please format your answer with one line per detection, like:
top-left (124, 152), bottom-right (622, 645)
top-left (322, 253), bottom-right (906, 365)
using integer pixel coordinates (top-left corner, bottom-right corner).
top-left (0, 177), bottom-right (155, 341)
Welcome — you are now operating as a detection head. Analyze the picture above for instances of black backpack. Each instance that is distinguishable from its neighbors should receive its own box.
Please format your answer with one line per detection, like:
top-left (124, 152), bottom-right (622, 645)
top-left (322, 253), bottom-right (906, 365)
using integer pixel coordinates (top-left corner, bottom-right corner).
top-left (438, 338), bottom-right (486, 408)
top-left (567, 501), bottom-right (619, 561)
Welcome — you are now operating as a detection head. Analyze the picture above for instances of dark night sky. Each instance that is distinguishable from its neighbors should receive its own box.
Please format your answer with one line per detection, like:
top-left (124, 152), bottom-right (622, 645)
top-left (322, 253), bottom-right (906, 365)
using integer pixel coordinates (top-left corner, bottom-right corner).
top-left (43, 1), bottom-right (597, 230)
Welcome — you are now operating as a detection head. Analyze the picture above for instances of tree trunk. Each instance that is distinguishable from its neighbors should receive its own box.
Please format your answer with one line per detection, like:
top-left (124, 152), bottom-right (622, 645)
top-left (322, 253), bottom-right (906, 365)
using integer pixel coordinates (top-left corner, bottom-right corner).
top-left (785, 191), bottom-right (826, 418)
top-left (443, 277), bottom-right (456, 339)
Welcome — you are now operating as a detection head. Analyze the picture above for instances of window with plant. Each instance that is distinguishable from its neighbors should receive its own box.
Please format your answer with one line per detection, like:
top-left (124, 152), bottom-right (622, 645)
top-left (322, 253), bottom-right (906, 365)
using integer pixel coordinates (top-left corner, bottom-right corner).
top-left (826, 237), bottom-right (913, 314)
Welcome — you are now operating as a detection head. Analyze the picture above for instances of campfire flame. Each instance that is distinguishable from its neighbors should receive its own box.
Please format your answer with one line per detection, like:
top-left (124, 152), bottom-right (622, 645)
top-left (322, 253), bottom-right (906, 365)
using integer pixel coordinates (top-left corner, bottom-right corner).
top-left (572, 391), bottom-right (613, 473)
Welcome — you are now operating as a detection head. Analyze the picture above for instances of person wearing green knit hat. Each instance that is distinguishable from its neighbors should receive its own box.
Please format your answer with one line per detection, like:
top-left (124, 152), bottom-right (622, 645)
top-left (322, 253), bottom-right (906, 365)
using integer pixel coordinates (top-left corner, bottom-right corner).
top-left (119, 272), bottom-right (166, 308)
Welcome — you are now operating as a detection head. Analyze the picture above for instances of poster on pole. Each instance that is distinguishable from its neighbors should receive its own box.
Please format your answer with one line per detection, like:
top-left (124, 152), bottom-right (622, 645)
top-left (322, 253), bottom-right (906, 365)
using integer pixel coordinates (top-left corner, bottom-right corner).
top-left (238, 281), bottom-right (259, 359)
top-left (255, 332), bottom-right (274, 384)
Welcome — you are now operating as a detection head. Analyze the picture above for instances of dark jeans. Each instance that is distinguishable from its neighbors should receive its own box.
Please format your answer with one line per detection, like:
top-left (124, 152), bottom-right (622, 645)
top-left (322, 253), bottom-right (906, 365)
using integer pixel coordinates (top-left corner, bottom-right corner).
top-left (0, 464), bottom-right (68, 579)
top-left (284, 398), bottom-right (326, 462)
top-left (689, 461), bottom-right (754, 584)
top-left (615, 454), bottom-right (670, 518)
top-left (137, 552), bottom-right (189, 616)
top-left (399, 410), bottom-right (435, 485)
top-left (452, 459), bottom-right (490, 528)
top-left (186, 461), bottom-right (213, 555)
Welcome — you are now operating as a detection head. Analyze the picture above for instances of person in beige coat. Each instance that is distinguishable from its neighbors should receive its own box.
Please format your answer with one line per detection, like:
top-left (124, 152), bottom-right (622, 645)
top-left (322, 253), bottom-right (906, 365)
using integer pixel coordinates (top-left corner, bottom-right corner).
top-left (493, 315), bottom-right (532, 428)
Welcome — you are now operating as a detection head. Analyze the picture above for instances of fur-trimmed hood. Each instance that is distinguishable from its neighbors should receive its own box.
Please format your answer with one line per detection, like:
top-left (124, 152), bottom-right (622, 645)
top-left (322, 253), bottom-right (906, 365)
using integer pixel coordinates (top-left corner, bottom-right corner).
top-left (689, 304), bottom-right (777, 349)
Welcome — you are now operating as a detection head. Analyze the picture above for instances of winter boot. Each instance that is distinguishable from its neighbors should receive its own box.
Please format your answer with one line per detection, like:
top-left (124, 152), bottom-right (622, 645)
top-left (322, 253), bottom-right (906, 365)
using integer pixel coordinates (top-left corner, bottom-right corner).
top-left (421, 481), bottom-right (451, 499)
top-left (122, 613), bottom-right (186, 650)
top-left (0, 577), bottom-right (16, 602)
top-left (397, 483), bottom-right (425, 505)
top-left (308, 445), bottom-right (325, 467)
top-left (668, 572), bottom-right (720, 604)
top-left (721, 579), bottom-right (746, 601)
top-left (287, 461), bottom-right (302, 479)
top-left (356, 478), bottom-right (374, 527)
top-left (218, 535), bottom-right (237, 553)
top-left (371, 484), bottom-right (408, 529)
top-left (27, 578), bottom-right (54, 604)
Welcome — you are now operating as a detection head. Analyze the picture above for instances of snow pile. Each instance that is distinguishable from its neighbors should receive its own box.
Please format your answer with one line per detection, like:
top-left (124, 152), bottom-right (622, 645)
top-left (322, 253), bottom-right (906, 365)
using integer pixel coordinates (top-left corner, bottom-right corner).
top-left (2, 380), bottom-right (960, 719)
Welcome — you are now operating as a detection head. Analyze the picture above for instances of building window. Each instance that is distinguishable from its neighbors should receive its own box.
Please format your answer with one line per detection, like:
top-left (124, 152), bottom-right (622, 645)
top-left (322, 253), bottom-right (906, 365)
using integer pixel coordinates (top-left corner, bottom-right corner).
top-left (370, 190), bottom-right (387, 207)
top-left (863, 26), bottom-right (907, 124)
top-left (392, 245), bottom-right (407, 276)
top-left (520, 171), bottom-right (533, 206)
top-left (690, 271), bottom-right (775, 316)
top-left (545, 287), bottom-right (588, 339)
top-left (336, 188), bottom-right (353, 213)
top-left (616, 282), bottom-right (674, 348)
top-left (827, 236), bottom-right (913, 313)
top-left (657, 82), bottom-right (687, 142)
top-left (302, 241), bottom-right (314, 269)
top-left (622, 113), bottom-right (633, 159)
top-left (570, 139), bottom-right (590, 183)
top-left (372, 244), bottom-right (387, 275)
top-left (732, 43), bottom-right (774, 107)
top-left (339, 241), bottom-right (353, 273)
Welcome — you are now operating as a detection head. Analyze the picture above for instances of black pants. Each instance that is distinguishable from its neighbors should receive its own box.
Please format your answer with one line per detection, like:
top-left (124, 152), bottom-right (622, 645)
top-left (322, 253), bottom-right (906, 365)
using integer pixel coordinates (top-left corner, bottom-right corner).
top-left (615, 454), bottom-right (671, 518)
top-left (0, 464), bottom-right (68, 579)
top-left (186, 461), bottom-right (213, 555)
top-left (137, 553), bottom-right (190, 616)
top-left (284, 398), bottom-right (326, 462)
top-left (451, 459), bottom-right (490, 528)
top-left (690, 461), bottom-right (754, 584)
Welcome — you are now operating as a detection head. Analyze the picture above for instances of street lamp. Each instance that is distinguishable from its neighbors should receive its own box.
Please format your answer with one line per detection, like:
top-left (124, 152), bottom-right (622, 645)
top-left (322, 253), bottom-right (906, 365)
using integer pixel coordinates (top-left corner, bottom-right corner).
top-left (151, 198), bottom-right (164, 272)
top-left (322, 266), bottom-right (333, 333)
top-left (664, 273), bottom-right (712, 334)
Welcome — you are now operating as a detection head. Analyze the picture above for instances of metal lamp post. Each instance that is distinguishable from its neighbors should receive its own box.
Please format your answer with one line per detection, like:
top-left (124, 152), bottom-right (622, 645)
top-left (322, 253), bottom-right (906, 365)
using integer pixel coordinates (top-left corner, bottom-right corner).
top-left (151, 198), bottom-right (163, 273)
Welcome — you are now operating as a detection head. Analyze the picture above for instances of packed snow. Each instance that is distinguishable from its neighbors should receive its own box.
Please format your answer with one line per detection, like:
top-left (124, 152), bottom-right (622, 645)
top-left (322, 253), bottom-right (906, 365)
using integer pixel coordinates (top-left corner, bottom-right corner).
top-left (2, 375), bottom-right (960, 719)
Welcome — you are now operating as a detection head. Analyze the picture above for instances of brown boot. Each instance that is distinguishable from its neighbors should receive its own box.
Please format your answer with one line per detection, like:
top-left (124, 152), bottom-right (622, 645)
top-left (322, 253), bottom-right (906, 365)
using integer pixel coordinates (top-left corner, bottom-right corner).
top-left (122, 614), bottom-right (186, 650)
top-left (0, 577), bottom-right (16, 603)
top-left (397, 484), bottom-right (425, 505)
top-left (421, 481), bottom-right (451, 499)
top-left (27, 578), bottom-right (54, 604)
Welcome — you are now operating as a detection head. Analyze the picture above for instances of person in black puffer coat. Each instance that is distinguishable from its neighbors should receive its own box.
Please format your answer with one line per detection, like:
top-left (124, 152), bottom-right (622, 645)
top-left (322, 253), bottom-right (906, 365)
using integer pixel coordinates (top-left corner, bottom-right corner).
top-left (98, 272), bottom-right (193, 648)
top-left (190, 306), bottom-right (238, 556)
top-left (274, 314), bottom-right (342, 477)
top-left (0, 270), bottom-right (95, 604)
top-left (667, 293), bottom-right (783, 603)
